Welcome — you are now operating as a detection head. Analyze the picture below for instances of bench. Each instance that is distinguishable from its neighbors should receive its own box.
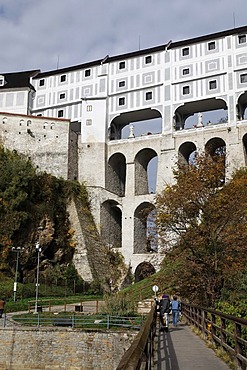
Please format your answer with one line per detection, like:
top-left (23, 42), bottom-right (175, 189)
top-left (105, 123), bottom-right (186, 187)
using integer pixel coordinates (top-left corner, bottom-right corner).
top-left (53, 318), bottom-right (73, 327)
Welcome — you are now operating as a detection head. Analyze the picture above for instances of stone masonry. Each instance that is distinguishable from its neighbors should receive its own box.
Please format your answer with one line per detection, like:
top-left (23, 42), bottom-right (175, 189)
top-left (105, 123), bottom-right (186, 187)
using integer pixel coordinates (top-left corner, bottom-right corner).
top-left (0, 327), bottom-right (136, 370)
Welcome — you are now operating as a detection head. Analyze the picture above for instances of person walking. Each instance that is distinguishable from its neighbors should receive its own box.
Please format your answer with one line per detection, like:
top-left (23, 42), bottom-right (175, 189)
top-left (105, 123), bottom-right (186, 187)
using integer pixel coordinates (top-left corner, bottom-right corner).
top-left (158, 294), bottom-right (171, 332)
top-left (171, 295), bottom-right (180, 326)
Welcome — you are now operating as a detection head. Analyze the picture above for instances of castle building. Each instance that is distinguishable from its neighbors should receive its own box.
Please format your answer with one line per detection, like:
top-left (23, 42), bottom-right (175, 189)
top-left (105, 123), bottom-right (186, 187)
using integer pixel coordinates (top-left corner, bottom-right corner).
top-left (1, 26), bottom-right (247, 280)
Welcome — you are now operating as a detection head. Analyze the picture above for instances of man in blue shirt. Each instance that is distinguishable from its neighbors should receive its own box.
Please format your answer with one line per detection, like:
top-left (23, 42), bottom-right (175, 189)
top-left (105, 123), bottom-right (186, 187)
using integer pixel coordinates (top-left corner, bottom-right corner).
top-left (171, 296), bottom-right (180, 326)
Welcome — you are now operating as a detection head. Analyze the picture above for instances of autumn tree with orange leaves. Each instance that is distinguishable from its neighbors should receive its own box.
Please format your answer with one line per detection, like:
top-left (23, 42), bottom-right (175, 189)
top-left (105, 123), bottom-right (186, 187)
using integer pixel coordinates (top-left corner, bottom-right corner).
top-left (155, 154), bottom-right (247, 307)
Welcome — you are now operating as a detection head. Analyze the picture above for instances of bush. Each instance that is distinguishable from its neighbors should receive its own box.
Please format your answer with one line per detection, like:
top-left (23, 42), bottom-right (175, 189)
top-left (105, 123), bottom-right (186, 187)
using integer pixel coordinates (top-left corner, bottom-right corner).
top-left (101, 293), bottom-right (137, 316)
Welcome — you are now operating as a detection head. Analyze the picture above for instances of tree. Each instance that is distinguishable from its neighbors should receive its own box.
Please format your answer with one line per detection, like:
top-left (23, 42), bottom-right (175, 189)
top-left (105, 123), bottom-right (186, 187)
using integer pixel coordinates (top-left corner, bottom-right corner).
top-left (155, 154), bottom-right (247, 307)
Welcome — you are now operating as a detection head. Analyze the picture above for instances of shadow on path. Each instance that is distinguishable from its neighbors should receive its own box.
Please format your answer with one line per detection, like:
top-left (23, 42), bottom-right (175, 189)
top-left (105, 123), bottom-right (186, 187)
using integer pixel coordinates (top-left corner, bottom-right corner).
top-left (155, 326), bottom-right (183, 370)
top-left (153, 323), bottom-right (230, 370)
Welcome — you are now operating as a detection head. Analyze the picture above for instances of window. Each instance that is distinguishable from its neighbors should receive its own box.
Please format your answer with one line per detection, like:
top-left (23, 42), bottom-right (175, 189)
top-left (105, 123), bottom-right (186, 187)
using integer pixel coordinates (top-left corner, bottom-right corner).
top-left (39, 79), bottom-right (45, 86)
top-left (146, 91), bottom-right (153, 100)
top-left (86, 105), bottom-right (92, 112)
top-left (119, 97), bottom-right (125, 106)
top-left (58, 110), bottom-right (64, 117)
top-left (119, 81), bottom-right (125, 87)
top-left (119, 61), bottom-right (125, 70)
top-left (85, 69), bottom-right (91, 77)
top-left (209, 80), bottom-right (217, 90)
top-left (240, 73), bottom-right (247, 83)
top-left (60, 75), bottom-right (66, 82)
top-left (59, 93), bottom-right (66, 99)
top-left (0, 76), bottom-right (4, 86)
top-left (182, 86), bottom-right (190, 95)
top-left (182, 68), bottom-right (190, 75)
top-left (145, 55), bottom-right (152, 64)
top-left (182, 47), bottom-right (190, 56)
top-left (208, 42), bottom-right (216, 51)
top-left (86, 119), bottom-right (92, 126)
top-left (238, 34), bottom-right (246, 44)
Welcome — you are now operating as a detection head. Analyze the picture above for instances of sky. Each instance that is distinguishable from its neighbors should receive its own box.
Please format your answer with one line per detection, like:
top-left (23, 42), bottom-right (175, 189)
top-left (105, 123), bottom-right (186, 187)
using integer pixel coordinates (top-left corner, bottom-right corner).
top-left (0, 0), bottom-right (246, 74)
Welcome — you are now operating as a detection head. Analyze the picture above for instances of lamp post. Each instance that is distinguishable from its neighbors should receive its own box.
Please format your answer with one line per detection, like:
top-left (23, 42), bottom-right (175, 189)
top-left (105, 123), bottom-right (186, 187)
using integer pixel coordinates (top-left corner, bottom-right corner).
top-left (12, 247), bottom-right (23, 302)
top-left (34, 242), bottom-right (42, 314)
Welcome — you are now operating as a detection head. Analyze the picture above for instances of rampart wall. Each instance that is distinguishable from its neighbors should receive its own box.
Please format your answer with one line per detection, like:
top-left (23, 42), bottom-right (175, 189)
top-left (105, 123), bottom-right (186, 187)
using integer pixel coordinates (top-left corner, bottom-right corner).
top-left (0, 112), bottom-right (73, 180)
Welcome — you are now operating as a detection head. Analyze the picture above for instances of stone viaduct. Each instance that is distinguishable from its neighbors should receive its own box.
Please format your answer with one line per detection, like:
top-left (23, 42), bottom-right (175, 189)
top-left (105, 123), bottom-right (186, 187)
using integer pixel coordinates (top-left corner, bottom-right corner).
top-left (1, 25), bottom-right (247, 280)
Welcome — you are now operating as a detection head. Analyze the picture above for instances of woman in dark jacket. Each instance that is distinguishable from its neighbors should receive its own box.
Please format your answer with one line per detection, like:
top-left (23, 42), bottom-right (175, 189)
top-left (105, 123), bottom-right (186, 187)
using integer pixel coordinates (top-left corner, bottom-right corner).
top-left (157, 294), bottom-right (171, 332)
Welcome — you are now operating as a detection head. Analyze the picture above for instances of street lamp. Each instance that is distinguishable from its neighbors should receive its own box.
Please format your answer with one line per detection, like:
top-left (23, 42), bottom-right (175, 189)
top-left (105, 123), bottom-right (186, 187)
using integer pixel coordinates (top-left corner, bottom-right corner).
top-left (12, 247), bottom-right (24, 302)
top-left (34, 242), bottom-right (42, 314)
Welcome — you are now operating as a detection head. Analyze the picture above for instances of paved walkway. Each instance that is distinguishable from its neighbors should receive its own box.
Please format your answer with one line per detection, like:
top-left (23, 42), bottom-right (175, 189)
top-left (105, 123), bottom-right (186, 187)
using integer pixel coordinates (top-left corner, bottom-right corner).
top-left (153, 323), bottom-right (230, 370)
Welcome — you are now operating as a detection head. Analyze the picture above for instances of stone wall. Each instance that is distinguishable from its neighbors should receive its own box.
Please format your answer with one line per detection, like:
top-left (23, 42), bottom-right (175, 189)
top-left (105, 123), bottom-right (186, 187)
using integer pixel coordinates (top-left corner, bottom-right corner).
top-left (0, 327), bottom-right (136, 370)
top-left (0, 112), bottom-right (71, 180)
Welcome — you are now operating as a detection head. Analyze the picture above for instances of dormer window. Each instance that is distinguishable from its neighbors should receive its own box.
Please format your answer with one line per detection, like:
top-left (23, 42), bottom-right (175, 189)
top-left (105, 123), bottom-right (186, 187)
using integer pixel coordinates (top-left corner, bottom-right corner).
top-left (0, 75), bottom-right (4, 86)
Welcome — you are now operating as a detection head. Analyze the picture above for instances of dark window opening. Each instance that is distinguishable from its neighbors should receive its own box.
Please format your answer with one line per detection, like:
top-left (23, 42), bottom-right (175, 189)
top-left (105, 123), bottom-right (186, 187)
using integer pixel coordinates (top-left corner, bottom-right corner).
top-left (39, 79), bottom-right (45, 86)
top-left (145, 55), bottom-right (152, 64)
top-left (240, 74), bottom-right (247, 83)
top-left (58, 110), bottom-right (64, 117)
top-left (209, 80), bottom-right (217, 90)
top-left (182, 47), bottom-right (190, 56)
top-left (183, 86), bottom-right (190, 95)
top-left (183, 68), bottom-right (190, 75)
top-left (238, 34), bottom-right (246, 44)
top-left (85, 69), bottom-right (91, 77)
top-left (119, 97), bottom-right (125, 106)
top-left (208, 42), bottom-right (216, 50)
top-left (119, 61), bottom-right (125, 70)
top-left (146, 91), bottom-right (153, 100)
top-left (60, 75), bottom-right (66, 82)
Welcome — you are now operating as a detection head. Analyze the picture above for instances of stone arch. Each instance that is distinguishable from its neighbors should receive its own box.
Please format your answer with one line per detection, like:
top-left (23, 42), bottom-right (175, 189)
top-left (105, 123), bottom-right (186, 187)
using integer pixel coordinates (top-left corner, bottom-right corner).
top-left (134, 202), bottom-right (155, 253)
top-left (100, 200), bottom-right (122, 248)
top-left (205, 137), bottom-right (226, 157)
top-left (205, 137), bottom-right (226, 184)
top-left (178, 141), bottom-right (197, 166)
top-left (174, 98), bottom-right (228, 130)
top-left (135, 148), bottom-right (158, 195)
top-left (243, 133), bottom-right (247, 165)
top-left (109, 108), bottom-right (162, 140)
top-left (106, 153), bottom-right (126, 196)
top-left (134, 261), bottom-right (156, 282)
top-left (237, 91), bottom-right (247, 120)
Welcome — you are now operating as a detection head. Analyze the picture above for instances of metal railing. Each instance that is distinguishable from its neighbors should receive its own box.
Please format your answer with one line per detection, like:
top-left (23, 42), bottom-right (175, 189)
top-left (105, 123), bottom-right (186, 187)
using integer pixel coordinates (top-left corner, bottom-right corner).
top-left (4, 313), bottom-right (144, 330)
top-left (182, 302), bottom-right (247, 370)
top-left (116, 305), bottom-right (157, 370)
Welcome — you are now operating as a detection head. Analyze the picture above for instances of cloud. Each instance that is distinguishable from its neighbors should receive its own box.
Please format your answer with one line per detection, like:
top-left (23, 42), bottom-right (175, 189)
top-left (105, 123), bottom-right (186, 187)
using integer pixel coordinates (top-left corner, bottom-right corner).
top-left (0, 0), bottom-right (246, 73)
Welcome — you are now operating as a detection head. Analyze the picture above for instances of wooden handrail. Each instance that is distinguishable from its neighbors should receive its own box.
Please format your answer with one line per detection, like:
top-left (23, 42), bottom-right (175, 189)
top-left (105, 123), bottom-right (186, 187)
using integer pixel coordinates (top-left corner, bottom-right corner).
top-left (182, 302), bottom-right (247, 370)
top-left (116, 305), bottom-right (157, 370)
